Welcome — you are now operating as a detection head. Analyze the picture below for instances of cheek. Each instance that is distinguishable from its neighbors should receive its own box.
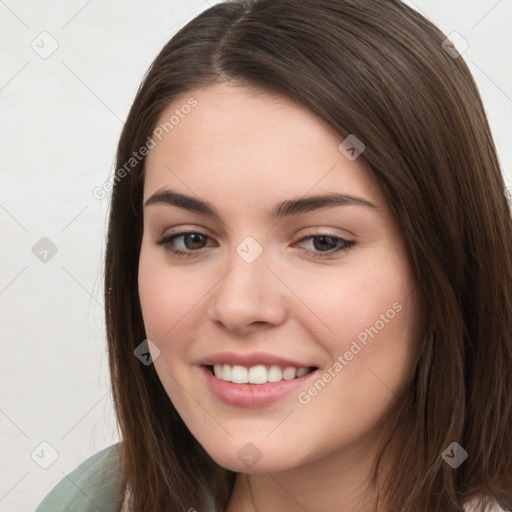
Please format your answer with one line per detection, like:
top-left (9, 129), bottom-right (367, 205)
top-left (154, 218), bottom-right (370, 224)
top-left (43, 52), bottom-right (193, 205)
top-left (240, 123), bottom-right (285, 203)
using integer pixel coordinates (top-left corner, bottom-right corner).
top-left (287, 296), bottom-right (419, 465)
top-left (138, 266), bottom-right (171, 342)
top-left (288, 256), bottom-right (413, 348)
top-left (137, 251), bottom-right (202, 349)
top-left (288, 251), bottom-right (419, 410)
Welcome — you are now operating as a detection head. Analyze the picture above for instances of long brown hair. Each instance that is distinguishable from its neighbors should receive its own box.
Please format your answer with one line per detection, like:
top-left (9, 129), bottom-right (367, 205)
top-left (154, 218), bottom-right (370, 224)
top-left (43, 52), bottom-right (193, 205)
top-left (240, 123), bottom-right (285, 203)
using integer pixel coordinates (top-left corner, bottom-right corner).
top-left (104, 1), bottom-right (512, 510)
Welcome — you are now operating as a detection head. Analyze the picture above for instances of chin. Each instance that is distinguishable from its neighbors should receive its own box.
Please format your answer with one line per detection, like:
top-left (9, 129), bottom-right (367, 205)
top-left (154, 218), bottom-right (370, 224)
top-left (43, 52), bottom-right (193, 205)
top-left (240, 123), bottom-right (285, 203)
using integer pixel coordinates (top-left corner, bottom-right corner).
top-left (196, 435), bottom-right (307, 474)
top-left (212, 453), bottom-right (294, 474)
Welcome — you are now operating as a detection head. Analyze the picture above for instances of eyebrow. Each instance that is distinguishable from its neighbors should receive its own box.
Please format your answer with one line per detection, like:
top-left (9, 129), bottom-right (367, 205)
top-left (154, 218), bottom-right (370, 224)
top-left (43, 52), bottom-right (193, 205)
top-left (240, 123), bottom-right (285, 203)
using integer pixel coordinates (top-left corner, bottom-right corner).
top-left (143, 188), bottom-right (379, 220)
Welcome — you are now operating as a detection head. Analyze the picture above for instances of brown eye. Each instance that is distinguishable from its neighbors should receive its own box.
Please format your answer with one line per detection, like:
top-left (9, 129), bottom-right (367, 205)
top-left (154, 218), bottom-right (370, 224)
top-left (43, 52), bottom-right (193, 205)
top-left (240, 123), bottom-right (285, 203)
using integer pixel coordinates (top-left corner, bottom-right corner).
top-left (155, 231), bottom-right (212, 256)
top-left (295, 235), bottom-right (355, 258)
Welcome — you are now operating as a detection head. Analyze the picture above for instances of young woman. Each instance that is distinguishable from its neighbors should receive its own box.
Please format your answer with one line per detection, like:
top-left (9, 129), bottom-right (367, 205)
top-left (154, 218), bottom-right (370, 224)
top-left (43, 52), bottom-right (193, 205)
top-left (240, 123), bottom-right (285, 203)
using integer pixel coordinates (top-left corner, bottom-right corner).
top-left (35, 1), bottom-right (512, 511)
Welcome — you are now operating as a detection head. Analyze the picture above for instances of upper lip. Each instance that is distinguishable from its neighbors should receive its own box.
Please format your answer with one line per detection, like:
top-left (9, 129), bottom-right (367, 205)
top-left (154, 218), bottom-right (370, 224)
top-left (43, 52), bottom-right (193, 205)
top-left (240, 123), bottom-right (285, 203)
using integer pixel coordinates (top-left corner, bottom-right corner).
top-left (198, 351), bottom-right (316, 368)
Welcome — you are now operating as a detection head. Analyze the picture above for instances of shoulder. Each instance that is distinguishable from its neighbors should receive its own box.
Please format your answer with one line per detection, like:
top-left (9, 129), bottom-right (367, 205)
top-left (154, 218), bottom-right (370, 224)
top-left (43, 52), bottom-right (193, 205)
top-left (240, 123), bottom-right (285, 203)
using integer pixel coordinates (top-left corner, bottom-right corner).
top-left (35, 443), bottom-right (124, 512)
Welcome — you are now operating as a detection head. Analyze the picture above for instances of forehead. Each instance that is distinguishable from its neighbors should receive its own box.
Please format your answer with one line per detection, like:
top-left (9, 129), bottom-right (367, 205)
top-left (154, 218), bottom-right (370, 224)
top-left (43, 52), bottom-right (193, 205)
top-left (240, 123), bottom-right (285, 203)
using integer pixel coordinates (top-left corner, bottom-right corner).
top-left (143, 82), bottom-right (387, 211)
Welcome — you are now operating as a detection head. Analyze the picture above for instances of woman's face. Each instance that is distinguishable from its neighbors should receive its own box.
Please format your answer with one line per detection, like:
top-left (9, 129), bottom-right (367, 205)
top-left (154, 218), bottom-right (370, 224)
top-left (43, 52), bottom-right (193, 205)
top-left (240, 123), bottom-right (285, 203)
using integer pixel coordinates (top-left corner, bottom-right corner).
top-left (138, 82), bottom-right (422, 474)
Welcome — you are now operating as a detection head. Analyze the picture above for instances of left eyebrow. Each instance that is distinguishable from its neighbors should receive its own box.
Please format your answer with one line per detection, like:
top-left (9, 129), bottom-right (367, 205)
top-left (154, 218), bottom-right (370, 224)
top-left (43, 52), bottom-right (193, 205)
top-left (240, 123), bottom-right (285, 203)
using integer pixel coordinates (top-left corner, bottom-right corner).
top-left (143, 188), bottom-right (380, 220)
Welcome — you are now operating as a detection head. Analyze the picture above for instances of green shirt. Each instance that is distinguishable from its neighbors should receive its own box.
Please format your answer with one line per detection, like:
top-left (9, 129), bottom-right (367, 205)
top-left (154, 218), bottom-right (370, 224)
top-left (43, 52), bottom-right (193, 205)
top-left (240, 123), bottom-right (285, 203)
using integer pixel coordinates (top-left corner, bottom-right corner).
top-left (35, 443), bottom-right (123, 512)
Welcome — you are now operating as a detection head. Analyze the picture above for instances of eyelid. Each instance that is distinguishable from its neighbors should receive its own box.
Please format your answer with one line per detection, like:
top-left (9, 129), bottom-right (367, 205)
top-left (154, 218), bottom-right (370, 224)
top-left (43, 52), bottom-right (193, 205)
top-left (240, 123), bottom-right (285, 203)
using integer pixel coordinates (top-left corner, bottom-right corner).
top-left (298, 226), bottom-right (354, 240)
top-left (155, 226), bottom-right (212, 242)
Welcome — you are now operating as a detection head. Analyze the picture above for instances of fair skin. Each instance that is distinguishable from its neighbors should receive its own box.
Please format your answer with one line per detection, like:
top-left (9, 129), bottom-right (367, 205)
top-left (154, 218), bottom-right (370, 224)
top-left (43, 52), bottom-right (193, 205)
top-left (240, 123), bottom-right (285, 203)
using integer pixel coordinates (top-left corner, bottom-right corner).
top-left (138, 82), bottom-right (423, 511)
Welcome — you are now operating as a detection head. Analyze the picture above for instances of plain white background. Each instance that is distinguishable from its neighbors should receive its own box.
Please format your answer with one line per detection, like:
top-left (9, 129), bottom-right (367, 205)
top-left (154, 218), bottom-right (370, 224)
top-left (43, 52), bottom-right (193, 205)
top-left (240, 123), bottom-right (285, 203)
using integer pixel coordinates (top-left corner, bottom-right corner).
top-left (0, 1), bottom-right (511, 510)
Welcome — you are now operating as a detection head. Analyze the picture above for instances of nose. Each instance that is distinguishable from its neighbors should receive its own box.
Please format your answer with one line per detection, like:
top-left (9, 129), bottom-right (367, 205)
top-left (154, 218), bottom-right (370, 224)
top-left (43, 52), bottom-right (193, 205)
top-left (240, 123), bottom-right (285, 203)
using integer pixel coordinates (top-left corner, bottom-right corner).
top-left (207, 243), bottom-right (287, 334)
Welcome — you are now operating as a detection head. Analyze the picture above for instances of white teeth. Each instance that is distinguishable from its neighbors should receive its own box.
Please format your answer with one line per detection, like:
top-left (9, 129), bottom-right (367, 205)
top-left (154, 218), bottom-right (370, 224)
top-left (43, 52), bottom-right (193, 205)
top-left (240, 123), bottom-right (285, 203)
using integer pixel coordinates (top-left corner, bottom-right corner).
top-left (296, 367), bottom-right (309, 377)
top-left (248, 365), bottom-right (267, 384)
top-left (282, 367), bottom-right (297, 380)
top-left (210, 363), bottom-right (312, 384)
top-left (231, 365), bottom-right (248, 384)
top-left (267, 365), bottom-right (283, 382)
top-left (213, 364), bottom-right (223, 378)
top-left (222, 363), bottom-right (232, 381)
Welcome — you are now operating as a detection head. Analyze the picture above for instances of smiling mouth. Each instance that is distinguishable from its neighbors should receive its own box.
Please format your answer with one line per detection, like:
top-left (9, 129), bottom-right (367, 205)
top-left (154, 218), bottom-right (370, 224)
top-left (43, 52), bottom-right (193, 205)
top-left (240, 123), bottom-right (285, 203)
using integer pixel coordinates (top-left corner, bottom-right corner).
top-left (206, 363), bottom-right (317, 384)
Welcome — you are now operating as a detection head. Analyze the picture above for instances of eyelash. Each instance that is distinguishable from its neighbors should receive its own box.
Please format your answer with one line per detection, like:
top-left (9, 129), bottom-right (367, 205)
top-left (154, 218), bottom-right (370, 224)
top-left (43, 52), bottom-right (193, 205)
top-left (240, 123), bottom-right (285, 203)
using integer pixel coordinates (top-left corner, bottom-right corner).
top-left (154, 231), bottom-right (355, 259)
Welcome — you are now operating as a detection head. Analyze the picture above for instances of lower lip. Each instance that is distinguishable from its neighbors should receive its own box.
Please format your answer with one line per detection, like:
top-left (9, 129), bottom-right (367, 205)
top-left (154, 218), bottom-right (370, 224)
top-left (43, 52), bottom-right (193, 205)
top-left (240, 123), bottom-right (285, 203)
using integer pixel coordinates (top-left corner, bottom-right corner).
top-left (201, 365), bottom-right (317, 408)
